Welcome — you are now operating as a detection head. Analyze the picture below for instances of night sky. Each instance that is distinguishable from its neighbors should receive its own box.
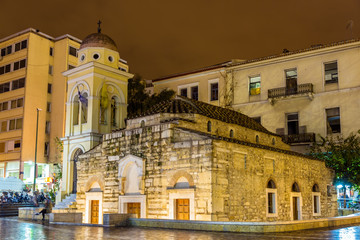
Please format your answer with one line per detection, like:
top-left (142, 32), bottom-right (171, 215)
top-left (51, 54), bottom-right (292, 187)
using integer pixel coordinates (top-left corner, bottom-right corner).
top-left (1, 0), bottom-right (359, 79)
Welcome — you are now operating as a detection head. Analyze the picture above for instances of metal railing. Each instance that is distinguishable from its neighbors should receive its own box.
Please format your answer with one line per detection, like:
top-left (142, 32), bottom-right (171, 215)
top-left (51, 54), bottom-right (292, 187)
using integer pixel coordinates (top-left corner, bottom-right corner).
top-left (281, 133), bottom-right (316, 144)
top-left (268, 83), bottom-right (313, 98)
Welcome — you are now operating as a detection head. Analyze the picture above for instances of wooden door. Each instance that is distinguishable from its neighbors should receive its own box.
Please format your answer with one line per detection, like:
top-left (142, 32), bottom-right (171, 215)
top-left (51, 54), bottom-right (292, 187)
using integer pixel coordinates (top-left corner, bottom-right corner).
top-left (91, 200), bottom-right (99, 224)
top-left (127, 202), bottom-right (141, 218)
top-left (293, 197), bottom-right (299, 220)
top-left (176, 199), bottom-right (190, 220)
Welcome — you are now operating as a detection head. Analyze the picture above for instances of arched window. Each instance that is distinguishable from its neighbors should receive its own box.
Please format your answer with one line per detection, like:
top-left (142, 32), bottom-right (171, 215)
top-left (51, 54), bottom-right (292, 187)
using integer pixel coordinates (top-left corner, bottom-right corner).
top-left (140, 120), bottom-right (145, 128)
top-left (111, 96), bottom-right (118, 127)
top-left (207, 121), bottom-right (211, 132)
top-left (272, 138), bottom-right (275, 145)
top-left (256, 135), bottom-right (259, 143)
top-left (312, 184), bottom-right (321, 215)
top-left (230, 129), bottom-right (234, 138)
top-left (267, 180), bottom-right (276, 189)
top-left (292, 182), bottom-right (300, 192)
top-left (80, 92), bottom-right (88, 123)
top-left (100, 85), bottom-right (108, 125)
top-left (266, 180), bottom-right (277, 215)
top-left (73, 95), bottom-right (79, 125)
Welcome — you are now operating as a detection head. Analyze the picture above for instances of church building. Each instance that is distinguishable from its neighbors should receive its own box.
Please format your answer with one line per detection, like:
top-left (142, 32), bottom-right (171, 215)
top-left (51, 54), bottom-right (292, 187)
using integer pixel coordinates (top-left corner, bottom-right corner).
top-left (58, 30), bottom-right (337, 224)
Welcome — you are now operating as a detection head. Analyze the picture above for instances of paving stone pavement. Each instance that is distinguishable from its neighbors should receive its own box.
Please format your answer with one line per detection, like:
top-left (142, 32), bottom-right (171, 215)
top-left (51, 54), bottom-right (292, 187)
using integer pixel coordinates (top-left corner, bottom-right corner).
top-left (1, 217), bottom-right (360, 240)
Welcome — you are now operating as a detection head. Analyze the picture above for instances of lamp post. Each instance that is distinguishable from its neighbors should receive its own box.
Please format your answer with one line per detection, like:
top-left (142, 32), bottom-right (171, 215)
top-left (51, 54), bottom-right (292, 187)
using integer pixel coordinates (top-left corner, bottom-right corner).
top-left (33, 108), bottom-right (41, 192)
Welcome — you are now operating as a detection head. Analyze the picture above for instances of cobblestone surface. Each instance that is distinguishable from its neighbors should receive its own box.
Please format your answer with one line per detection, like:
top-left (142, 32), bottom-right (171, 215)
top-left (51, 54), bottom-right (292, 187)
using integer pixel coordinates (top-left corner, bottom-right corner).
top-left (1, 217), bottom-right (360, 240)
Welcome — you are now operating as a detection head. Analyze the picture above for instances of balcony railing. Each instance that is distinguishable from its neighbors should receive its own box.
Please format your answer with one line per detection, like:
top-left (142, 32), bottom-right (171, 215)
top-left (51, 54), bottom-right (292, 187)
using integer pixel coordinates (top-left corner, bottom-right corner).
top-left (268, 83), bottom-right (313, 99)
top-left (281, 133), bottom-right (316, 144)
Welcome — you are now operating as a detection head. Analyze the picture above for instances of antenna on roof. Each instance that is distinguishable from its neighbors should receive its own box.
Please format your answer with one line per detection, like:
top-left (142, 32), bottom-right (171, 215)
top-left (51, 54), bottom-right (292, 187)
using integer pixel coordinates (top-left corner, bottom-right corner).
top-left (346, 19), bottom-right (354, 39)
top-left (97, 20), bottom-right (102, 33)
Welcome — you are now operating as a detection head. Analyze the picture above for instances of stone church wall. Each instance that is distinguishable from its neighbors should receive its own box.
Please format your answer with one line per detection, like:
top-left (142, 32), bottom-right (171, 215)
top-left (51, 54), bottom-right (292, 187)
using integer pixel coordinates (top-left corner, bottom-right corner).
top-left (211, 140), bottom-right (337, 222)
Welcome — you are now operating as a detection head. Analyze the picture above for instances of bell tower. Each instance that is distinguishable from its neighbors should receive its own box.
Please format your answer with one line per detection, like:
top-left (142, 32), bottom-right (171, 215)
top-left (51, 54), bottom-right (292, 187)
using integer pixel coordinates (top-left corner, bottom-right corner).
top-left (58, 29), bottom-right (133, 201)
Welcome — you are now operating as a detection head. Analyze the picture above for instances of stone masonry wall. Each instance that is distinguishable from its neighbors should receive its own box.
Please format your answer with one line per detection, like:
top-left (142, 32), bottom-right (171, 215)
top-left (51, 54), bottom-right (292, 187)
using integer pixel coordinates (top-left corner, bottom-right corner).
top-left (211, 140), bottom-right (337, 222)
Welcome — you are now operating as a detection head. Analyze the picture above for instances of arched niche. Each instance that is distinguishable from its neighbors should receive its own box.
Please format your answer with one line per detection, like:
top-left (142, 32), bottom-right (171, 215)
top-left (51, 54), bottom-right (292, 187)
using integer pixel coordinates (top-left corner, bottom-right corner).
top-left (118, 155), bottom-right (145, 195)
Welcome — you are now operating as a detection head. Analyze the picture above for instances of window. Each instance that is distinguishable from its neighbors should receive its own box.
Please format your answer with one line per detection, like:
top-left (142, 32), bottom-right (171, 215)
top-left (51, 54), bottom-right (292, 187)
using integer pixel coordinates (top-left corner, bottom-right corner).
top-left (287, 113), bottom-right (299, 135)
top-left (230, 129), bottom-right (234, 138)
top-left (45, 121), bottom-right (51, 134)
top-left (80, 92), bottom-right (88, 124)
top-left (312, 184), bottom-right (321, 215)
top-left (326, 107), bottom-right (340, 134)
top-left (256, 135), bottom-right (259, 143)
top-left (1, 101), bottom-right (8, 111)
top-left (207, 121), bottom-right (211, 132)
top-left (9, 118), bottom-right (22, 131)
top-left (0, 48), bottom-right (5, 57)
top-left (69, 46), bottom-right (77, 57)
top-left (292, 182), bottom-right (300, 192)
top-left (266, 180), bottom-right (277, 216)
top-left (210, 82), bottom-right (218, 101)
top-left (6, 46), bottom-right (12, 55)
top-left (14, 140), bottom-right (21, 149)
top-left (324, 62), bottom-right (338, 84)
top-left (5, 64), bottom-right (11, 73)
top-left (285, 68), bottom-right (298, 95)
top-left (21, 40), bottom-right (27, 49)
top-left (73, 95), bottom-right (79, 125)
top-left (47, 102), bottom-right (51, 112)
top-left (191, 86), bottom-right (198, 100)
top-left (50, 47), bottom-right (54, 56)
top-left (1, 121), bottom-right (7, 132)
top-left (180, 88), bottom-right (187, 97)
top-left (19, 59), bottom-right (26, 68)
top-left (49, 65), bottom-right (53, 75)
top-left (44, 142), bottom-right (50, 156)
top-left (48, 83), bottom-right (52, 94)
top-left (12, 78), bottom-right (25, 90)
top-left (111, 96), bottom-right (118, 127)
top-left (249, 76), bottom-right (261, 95)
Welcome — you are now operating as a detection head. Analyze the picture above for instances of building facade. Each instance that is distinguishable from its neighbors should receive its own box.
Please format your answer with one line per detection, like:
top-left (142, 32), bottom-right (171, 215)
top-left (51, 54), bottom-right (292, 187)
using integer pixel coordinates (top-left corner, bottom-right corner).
top-left (59, 31), bottom-right (133, 201)
top-left (152, 40), bottom-right (360, 153)
top-left (74, 96), bottom-right (337, 224)
top-left (0, 29), bottom-right (81, 189)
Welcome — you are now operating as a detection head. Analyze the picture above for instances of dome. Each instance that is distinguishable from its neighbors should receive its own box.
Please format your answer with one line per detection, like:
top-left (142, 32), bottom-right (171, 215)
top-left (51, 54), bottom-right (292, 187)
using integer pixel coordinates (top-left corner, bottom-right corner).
top-left (80, 33), bottom-right (118, 51)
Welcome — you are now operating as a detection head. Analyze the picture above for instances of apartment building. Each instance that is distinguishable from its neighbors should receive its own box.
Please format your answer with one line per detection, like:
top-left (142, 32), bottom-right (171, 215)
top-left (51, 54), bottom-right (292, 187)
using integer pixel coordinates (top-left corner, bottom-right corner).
top-left (0, 28), bottom-right (81, 189)
top-left (152, 39), bottom-right (360, 153)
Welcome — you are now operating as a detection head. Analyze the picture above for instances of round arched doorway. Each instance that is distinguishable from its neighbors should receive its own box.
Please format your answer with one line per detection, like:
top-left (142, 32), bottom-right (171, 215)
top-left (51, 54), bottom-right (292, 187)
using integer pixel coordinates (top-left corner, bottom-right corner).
top-left (72, 148), bottom-right (83, 193)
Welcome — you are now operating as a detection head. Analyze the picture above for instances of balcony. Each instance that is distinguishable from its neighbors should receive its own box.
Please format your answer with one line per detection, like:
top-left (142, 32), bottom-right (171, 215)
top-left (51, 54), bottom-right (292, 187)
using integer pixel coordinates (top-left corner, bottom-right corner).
top-left (268, 83), bottom-right (314, 104)
top-left (281, 133), bottom-right (316, 144)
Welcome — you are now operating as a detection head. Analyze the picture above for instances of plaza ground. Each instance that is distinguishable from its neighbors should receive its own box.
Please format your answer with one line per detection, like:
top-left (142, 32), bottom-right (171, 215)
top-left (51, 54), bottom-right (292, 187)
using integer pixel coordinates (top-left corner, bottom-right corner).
top-left (1, 217), bottom-right (360, 240)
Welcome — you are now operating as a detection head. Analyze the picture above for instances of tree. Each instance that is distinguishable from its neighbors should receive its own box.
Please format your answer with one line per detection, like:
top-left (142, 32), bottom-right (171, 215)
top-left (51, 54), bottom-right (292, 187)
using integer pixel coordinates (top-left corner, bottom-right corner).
top-left (310, 131), bottom-right (360, 207)
top-left (127, 74), bottom-right (175, 116)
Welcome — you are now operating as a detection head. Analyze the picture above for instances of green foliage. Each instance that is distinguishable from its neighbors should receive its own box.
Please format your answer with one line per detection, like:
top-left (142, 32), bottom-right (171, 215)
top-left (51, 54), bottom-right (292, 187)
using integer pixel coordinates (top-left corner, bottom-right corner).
top-left (127, 74), bottom-right (175, 116)
top-left (310, 130), bottom-right (360, 189)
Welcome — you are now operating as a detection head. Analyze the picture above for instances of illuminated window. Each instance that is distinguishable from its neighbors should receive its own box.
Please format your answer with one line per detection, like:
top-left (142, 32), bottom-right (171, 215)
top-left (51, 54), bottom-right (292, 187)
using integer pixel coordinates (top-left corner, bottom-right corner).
top-left (266, 180), bottom-right (277, 216)
top-left (326, 107), bottom-right (340, 134)
top-left (249, 76), bottom-right (261, 95)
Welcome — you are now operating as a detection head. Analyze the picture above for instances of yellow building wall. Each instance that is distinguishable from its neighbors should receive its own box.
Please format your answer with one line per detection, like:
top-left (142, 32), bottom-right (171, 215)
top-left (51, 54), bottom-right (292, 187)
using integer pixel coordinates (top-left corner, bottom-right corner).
top-left (153, 70), bottom-right (224, 107)
top-left (230, 43), bottom-right (360, 139)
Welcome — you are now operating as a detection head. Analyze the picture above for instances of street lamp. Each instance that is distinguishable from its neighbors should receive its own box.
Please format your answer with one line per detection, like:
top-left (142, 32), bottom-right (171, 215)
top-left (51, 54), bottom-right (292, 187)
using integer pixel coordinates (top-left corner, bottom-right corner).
top-left (33, 108), bottom-right (42, 192)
